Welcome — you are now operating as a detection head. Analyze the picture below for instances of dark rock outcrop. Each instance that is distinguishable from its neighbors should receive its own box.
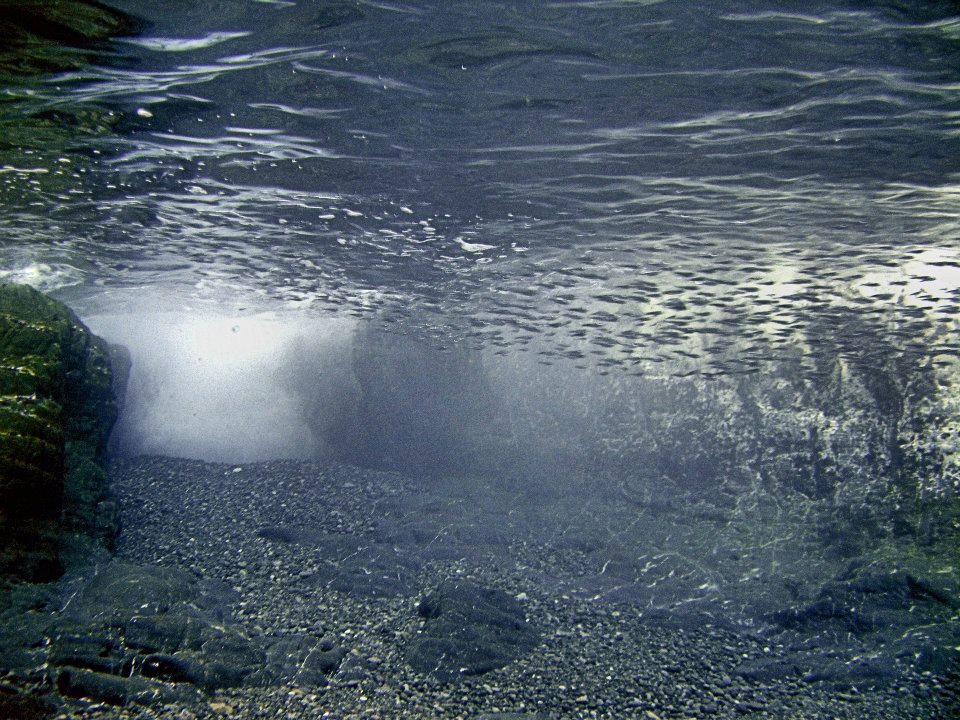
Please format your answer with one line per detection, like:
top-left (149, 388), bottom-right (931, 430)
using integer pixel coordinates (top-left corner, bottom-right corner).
top-left (319, 330), bottom-right (505, 478)
top-left (406, 580), bottom-right (539, 682)
top-left (0, 283), bottom-right (123, 581)
top-left (772, 570), bottom-right (958, 636)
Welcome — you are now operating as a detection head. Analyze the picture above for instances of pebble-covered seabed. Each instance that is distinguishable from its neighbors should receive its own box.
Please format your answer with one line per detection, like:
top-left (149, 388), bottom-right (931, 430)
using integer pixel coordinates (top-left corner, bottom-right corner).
top-left (65, 456), bottom-right (955, 720)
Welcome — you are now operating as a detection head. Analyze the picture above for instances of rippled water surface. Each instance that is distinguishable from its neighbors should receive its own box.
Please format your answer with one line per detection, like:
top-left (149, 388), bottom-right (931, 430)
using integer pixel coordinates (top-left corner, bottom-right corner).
top-left (1, 0), bottom-right (959, 374)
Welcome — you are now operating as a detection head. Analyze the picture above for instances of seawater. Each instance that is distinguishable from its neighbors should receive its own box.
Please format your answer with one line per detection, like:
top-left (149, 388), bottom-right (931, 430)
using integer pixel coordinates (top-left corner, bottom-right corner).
top-left (1, 0), bottom-right (957, 359)
top-left (1, 0), bottom-right (958, 525)
top-left (1, 0), bottom-right (959, 711)
top-left (0, 3), bottom-right (959, 502)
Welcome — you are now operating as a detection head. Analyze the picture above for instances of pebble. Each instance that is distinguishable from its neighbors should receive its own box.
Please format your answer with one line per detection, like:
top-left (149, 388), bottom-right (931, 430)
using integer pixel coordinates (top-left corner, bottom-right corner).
top-left (68, 456), bottom-right (957, 720)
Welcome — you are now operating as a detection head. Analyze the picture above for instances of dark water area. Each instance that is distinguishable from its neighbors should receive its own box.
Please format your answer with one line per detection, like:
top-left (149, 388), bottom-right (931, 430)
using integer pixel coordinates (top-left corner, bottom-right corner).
top-left (1, 0), bottom-right (959, 717)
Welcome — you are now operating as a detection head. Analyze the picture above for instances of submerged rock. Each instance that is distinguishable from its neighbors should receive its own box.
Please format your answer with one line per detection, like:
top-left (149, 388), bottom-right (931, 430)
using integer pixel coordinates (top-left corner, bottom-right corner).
top-left (754, 565), bottom-right (960, 689)
top-left (0, 692), bottom-right (57, 720)
top-left (4, 560), bottom-right (345, 709)
top-left (56, 665), bottom-right (201, 707)
top-left (406, 580), bottom-right (540, 682)
top-left (772, 569), bottom-right (957, 636)
top-left (306, 540), bottom-right (420, 598)
top-left (0, 283), bottom-right (123, 581)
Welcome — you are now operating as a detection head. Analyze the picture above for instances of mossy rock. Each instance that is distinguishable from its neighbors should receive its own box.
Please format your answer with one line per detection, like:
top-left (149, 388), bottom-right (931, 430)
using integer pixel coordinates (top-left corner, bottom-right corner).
top-left (0, 283), bottom-right (120, 580)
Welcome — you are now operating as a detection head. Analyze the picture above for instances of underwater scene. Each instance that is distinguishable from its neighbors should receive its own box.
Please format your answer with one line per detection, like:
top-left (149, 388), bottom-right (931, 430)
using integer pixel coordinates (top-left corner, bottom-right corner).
top-left (1, 0), bottom-right (958, 718)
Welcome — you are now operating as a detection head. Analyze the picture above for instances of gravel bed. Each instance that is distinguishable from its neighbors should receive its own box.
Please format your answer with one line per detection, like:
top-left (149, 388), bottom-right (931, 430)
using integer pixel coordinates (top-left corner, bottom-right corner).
top-left (58, 456), bottom-right (956, 719)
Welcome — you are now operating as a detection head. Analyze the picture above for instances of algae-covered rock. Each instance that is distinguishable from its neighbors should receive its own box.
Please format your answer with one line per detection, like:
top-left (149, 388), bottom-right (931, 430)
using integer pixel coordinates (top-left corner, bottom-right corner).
top-left (0, 283), bottom-right (120, 580)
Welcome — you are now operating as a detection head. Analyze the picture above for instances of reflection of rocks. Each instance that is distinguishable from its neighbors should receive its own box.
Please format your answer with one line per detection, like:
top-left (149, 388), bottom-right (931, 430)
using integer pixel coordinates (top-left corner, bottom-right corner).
top-left (0, 0), bottom-right (139, 77)
top-left (2, 561), bottom-right (346, 709)
top-left (0, 283), bottom-right (124, 581)
top-left (406, 580), bottom-right (540, 682)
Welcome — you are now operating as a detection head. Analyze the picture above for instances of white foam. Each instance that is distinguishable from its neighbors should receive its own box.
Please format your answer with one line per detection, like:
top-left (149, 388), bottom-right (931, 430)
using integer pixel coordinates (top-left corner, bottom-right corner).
top-left (86, 308), bottom-right (357, 462)
top-left (123, 32), bottom-right (252, 53)
top-left (0, 263), bottom-right (84, 292)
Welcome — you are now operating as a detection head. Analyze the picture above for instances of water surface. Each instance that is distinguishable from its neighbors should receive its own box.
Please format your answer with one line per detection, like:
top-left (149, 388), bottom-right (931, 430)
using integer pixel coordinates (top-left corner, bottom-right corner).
top-left (1, 0), bottom-right (957, 378)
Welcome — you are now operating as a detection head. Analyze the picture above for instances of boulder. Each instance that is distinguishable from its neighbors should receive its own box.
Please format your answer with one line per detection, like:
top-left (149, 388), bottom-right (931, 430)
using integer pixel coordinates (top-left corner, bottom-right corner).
top-left (771, 570), bottom-right (957, 638)
top-left (0, 283), bottom-right (122, 580)
top-left (406, 580), bottom-right (539, 682)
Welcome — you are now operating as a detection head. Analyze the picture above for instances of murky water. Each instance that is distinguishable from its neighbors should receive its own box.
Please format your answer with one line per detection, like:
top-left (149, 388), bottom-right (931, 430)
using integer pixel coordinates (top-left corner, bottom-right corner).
top-left (1, 0), bottom-right (957, 376)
